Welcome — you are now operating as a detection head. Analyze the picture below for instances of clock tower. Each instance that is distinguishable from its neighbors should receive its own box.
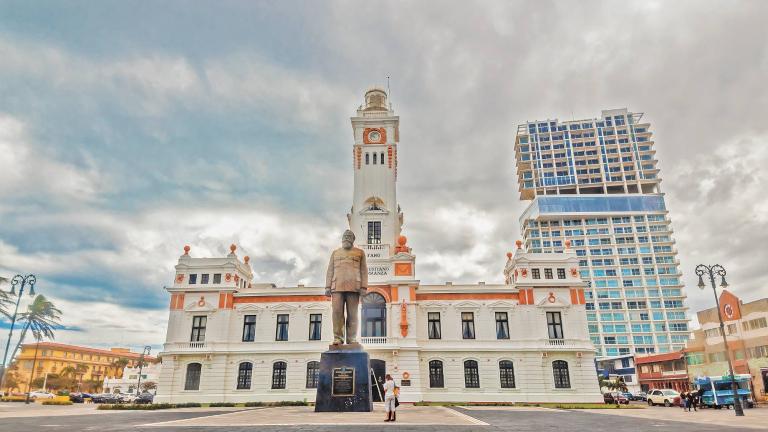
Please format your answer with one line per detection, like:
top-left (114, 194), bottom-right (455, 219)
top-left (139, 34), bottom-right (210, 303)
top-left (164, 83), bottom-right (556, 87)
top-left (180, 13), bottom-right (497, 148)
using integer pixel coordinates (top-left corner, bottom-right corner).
top-left (348, 88), bottom-right (415, 284)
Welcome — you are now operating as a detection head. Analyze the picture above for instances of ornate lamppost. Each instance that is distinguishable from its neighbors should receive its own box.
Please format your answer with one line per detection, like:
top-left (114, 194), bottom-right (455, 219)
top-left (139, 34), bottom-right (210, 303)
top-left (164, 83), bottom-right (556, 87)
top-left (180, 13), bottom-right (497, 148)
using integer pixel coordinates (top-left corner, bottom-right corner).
top-left (695, 264), bottom-right (744, 416)
top-left (0, 274), bottom-right (37, 387)
top-left (135, 346), bottom-right (151, 396)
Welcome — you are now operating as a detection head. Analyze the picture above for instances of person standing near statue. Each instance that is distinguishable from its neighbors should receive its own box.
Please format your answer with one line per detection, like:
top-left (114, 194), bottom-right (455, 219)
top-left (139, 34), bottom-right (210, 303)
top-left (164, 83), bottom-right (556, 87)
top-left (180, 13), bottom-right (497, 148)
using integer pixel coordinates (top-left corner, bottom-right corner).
top-left (325, 230), bottom-right (368, 345)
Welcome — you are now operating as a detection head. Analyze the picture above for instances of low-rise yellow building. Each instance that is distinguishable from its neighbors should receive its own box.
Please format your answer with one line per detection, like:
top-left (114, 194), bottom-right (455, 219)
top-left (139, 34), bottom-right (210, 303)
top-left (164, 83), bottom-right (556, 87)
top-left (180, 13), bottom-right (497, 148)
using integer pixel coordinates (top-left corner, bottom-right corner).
top-left (9, 342), bottom-right (155, 393)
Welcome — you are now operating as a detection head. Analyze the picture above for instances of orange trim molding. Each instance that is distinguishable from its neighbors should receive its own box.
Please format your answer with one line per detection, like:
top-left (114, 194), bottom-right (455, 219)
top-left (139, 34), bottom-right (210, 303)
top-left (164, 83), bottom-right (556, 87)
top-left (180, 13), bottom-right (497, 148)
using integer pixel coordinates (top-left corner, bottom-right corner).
top-left (415, 293), bottom-right (519, 301)
top-left (394, 262), bottom-right (412, 276)
top-left (368, 285), bottom-right (392, 303)
top-left (234, 295), bottom-right (330, 304)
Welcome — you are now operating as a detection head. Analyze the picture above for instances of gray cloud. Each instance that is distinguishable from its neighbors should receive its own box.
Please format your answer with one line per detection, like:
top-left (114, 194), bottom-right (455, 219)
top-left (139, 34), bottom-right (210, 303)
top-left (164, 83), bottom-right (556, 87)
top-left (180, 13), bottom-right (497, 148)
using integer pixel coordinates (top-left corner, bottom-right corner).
top-left (1, 1), bottom-right (767, 348)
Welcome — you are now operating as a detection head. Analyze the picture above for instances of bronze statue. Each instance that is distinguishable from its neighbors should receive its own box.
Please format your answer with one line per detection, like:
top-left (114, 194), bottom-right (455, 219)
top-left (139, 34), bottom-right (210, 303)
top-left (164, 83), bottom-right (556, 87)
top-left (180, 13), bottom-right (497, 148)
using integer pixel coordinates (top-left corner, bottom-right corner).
top-left (325, 230), bottom-right (368, 345)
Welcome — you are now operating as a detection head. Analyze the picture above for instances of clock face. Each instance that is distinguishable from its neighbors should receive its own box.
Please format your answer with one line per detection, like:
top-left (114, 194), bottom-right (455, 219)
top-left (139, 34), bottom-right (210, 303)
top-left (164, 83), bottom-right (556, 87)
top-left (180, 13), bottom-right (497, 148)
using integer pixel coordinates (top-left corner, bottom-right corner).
top-left (368, 130), bottom-right (381, 142)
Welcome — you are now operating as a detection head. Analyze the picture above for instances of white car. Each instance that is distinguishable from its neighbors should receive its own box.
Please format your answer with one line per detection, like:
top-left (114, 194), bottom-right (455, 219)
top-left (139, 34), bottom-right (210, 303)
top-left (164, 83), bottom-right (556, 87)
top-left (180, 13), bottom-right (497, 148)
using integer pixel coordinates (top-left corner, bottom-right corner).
top-left (647, 389), bottom-right (681, 407)
top-left (28, 390), bottom-right (55, 399)
top-left (118, 393), bottom-right (136, 403)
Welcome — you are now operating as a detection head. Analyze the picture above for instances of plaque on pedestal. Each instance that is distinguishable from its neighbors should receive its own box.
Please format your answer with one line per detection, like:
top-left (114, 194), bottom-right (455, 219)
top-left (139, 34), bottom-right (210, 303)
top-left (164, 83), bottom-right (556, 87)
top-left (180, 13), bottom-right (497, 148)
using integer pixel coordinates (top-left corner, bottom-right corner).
top-left (314, 345), bottom-right (373, 412)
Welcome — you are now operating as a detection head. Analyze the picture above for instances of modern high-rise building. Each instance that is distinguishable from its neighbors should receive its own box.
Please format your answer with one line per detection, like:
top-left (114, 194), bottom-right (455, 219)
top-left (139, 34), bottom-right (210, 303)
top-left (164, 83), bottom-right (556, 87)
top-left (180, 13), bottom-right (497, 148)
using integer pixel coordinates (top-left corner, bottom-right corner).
top-left (514, 108), bottom-right (689, 361)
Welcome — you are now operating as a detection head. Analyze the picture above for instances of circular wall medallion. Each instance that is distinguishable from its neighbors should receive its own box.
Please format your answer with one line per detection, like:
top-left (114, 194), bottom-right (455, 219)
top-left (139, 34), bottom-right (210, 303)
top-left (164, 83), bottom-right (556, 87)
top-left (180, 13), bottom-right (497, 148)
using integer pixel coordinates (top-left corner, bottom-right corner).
top-left (368, 130), bottom-right (381, 142)
top-left (724, 303), bottom-right (734, 319)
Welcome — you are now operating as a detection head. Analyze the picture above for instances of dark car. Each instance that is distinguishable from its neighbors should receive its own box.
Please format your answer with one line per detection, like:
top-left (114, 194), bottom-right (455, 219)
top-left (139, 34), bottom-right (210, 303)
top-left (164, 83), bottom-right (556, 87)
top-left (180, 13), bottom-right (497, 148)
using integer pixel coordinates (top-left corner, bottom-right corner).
top-left (69, 392), bottom-right (93, 403)
top-left (634, 391), bottom-right (648, 401)
top-left (603, 392), bottom-right (630, 405)
top-left (91, 393), bottom-right (122, 404)
top-left (621, 392), bottom-right (634, 401)
top-left (134, 392), bottom-right (154, 404)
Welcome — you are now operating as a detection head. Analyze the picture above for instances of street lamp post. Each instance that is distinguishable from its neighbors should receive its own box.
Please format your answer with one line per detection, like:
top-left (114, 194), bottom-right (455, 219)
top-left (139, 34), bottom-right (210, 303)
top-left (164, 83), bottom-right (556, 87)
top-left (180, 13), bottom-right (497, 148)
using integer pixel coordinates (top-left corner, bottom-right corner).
top-left (135, 346), bottom-right (151, 396)
top-left (695, 264), bottom-right (744, 416)
top-left (0, 274), bottom-right (37, 388)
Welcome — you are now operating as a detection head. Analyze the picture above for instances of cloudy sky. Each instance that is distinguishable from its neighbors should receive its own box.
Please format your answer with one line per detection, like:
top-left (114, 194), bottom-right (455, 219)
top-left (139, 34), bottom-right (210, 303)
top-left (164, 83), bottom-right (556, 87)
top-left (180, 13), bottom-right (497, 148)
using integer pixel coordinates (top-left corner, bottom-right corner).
top-left (1, 0), bottom-right (767, 354)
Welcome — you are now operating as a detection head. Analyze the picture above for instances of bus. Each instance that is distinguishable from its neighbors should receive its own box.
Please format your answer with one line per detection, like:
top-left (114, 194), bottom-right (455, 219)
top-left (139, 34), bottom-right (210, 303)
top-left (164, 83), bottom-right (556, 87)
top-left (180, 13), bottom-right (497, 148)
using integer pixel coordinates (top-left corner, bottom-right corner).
top-left (693, 375), bottom-right (754, 409)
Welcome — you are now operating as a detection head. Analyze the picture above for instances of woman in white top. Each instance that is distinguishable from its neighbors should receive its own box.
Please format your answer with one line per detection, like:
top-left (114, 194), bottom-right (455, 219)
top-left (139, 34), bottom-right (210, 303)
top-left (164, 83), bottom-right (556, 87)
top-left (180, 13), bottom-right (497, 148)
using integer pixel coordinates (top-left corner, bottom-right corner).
top-left (383, 374), bottom-right (396, 421)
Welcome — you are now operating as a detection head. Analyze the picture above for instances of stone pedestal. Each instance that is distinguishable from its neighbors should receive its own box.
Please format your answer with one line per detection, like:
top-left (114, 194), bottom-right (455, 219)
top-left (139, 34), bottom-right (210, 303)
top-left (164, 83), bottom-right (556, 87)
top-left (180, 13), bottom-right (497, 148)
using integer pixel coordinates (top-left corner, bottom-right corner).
top-left (314, 344), bottom-right (373, 412)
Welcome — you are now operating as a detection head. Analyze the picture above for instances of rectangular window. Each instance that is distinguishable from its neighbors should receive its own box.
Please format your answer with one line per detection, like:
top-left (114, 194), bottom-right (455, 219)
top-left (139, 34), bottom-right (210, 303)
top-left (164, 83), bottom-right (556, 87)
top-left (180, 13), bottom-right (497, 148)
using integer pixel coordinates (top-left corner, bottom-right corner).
top-left (495, 312), bottom-right (510, 339)
top-left (461, 312), bottom-right (476, 339)
top-left (188, 274), bottom-right (197, 284)
top-left (212, 273), bottom-right (221, 284)
top-left (367, 221), bottom-right (381, 244)
top-left (242, 315), bottom-right (256, 342)
top-left (544, 268), bottom-right (553, 279)
top-left (276, 314), bottom-right (289, 341)
top-left (306, 362), bottom-right (319, 388)
top-left (309, 314), bottom-right (322, 340)
top-left (428, 312), bottom-right (441, 339)
top-left (547, 312), bottom-right (564, 339)
top-left (190, 316), bottom-right (206, 342)
top-left (530, 268), bottom-right (540, 279)
top-left (557, 268), bottom-right (566, 279)
top-left (200, 274), bottom-right (209, 284)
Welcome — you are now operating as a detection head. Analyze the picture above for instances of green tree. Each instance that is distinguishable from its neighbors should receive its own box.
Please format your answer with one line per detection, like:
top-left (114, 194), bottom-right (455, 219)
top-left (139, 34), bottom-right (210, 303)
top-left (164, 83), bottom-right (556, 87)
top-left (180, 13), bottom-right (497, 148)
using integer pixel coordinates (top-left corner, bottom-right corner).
top-left (0, 276), bottom-right (12, 319)
top-left (111, 358), bottom-right (129, 378)
top-left (141, 381), bottom-right (157, 392)
top-left (6, 296), bottom-right (62, 365)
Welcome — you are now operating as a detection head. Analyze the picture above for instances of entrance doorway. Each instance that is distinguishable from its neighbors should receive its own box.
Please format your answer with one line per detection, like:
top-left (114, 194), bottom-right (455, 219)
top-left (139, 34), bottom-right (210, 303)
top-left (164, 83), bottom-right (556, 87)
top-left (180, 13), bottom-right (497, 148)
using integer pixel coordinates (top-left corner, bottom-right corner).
top-left (370, 359), bottom-right (386, 402)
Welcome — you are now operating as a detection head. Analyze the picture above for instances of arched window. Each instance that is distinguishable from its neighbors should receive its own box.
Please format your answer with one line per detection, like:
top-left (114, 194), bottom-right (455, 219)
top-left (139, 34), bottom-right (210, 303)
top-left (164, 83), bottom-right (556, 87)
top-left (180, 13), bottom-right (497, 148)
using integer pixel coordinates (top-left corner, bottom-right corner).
top-left (272, 361), bottom-right (287, 389)
top-left (553, 360), bottom-right (570, 388)
top-left (184, 363), bottom-right (202, 390)
top-left (464, 360), bottom-right (479, 388)
top-left (429, 360), bottom-right (444, 388)
top-left (499, 360), bottom-right (515, 388)
top-left (373, 152), bottom-right (378, 164)
top-left (380, 152), bottom-right (385, 165)
top-left (237, 362), bottom-right (252, 390)
top-left (362, 293), bottom-right (387, 337)
top-left (365, 153), bottom-right (370, 165)
top-left (306, 361), bottom-right (320, 389)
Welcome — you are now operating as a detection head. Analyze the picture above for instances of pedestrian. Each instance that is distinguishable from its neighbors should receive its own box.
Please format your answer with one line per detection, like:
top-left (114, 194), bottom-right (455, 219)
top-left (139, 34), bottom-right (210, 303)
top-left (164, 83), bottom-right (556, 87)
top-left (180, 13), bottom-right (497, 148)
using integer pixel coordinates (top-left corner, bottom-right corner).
top-left (680, 391), bottom-right (688, 410)
top-left (687, 391), bottom-right (697, 412)
top-left (383, 374), bottom-right (396, 422)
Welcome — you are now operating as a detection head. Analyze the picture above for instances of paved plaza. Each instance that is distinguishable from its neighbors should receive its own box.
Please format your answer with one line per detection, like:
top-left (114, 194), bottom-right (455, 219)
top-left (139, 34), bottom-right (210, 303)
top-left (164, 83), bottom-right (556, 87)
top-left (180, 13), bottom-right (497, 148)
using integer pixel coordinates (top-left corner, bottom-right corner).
top-left (0, 402), bottom-right (765, 431)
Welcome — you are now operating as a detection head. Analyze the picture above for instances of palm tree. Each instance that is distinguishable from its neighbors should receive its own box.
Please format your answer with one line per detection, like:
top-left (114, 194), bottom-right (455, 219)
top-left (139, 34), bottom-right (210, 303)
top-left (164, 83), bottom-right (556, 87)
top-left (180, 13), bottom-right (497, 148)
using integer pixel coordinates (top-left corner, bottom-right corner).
top-left (111, 358), bottom-right (129, 378)
top-left (0, 276), bottom-right (13, 320)
top-left (6, 296), bottom-right (62, 367)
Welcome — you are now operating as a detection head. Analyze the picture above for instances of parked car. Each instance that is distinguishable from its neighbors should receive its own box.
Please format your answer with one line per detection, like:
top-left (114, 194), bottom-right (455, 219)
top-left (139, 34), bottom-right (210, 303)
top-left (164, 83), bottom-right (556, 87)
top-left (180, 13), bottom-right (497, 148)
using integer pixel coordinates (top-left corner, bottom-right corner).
top-left (134, 392), bottom-right (154, 404)
top-left (69, 392), bottom-right (93, 403)
top-left (91, 393), bottom-right (122, 404)
top-left (621, 391), bottom-right (634, 401)
top-left (647, 389), bottom-right (681, 407)
top-left (28, 390), bottom-right (55, 399)
top-left (603, 392), bottom-right (630, 405)
top-left (633, 391), bottom-right (648, 401)
top-left (118, 393), bottom-right (136, 403)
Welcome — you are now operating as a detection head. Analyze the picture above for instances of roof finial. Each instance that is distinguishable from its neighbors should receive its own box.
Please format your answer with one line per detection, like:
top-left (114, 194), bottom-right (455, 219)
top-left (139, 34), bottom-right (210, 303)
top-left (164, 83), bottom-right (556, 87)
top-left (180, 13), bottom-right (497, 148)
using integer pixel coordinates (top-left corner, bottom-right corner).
top-left (515, 240), bottom-right (523, 250)
top-left (230, 244), bottom-right (237, 253)
top-left (183, 245), bottom-right (190, 255)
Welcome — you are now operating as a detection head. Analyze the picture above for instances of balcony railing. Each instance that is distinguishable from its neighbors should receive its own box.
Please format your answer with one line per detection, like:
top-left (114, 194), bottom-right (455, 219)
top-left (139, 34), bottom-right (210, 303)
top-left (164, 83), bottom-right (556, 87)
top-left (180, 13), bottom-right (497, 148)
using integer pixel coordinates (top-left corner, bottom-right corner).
top-left (167, 341), bottom-right (208, 350)
top-left (361, 336), bottom-right (391, 345)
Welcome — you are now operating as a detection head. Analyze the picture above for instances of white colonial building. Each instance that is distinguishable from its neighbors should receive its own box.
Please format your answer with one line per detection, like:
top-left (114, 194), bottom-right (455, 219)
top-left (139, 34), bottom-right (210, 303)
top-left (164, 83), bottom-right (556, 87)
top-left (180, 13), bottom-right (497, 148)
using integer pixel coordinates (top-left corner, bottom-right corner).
top-left (103, 363), bottom-right (161, 395)
top-left (155, 89), bottom-right (602, 404)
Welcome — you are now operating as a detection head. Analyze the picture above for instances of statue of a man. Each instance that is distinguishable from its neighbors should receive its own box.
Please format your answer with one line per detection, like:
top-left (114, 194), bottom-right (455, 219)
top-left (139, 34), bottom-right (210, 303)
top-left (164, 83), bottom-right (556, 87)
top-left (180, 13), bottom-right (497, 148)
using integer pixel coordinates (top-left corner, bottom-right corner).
top-left (325, 230), bottom-right (368, 345)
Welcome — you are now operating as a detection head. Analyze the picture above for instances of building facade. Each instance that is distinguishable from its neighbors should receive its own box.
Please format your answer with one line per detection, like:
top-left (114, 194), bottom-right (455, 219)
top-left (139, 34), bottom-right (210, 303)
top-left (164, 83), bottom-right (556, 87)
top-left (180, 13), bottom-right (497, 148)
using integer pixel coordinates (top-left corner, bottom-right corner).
top-left (103, 363), bottom-right (161, 395)
top-left (514, 109), bottom-right (689, 359)
top-left (636, 351), bottom-right (690, 393)
top-left (685, 291), bottom-right (768, 401)
top-left (595, 354), bottom-right (640, 393)
top-left (12, 342), bottom-right (154, 393)
top-left (155, 89), bottom-right (602, 404)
